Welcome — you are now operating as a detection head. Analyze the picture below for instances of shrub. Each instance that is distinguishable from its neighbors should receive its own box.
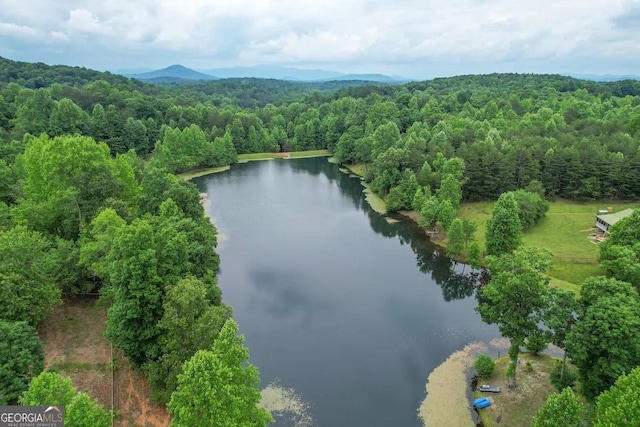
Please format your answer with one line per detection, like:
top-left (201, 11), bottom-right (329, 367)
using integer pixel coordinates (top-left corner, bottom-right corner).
top-left (474, 354), bottom-right (496, 379)
top-left (525, 331), bottom-right (549, 355)
top-left (550, 360), bottom-right (578, 391)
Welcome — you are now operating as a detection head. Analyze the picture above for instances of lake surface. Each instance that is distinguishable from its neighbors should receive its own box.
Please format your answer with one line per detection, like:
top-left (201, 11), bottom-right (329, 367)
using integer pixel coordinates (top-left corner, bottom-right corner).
top-left (193, 158), bottom-right (498, 427)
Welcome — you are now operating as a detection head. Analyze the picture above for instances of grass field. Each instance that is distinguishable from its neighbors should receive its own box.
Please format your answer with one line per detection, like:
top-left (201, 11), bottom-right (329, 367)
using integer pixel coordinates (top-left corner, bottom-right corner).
top-left (237, 149), bottom-right (330, 161)
top-left (456, 200), bottom-right (639, 287)
top-left (39, 297), bottom-right (170, 427)
top-left (475, 353), bottom-right (562, 427)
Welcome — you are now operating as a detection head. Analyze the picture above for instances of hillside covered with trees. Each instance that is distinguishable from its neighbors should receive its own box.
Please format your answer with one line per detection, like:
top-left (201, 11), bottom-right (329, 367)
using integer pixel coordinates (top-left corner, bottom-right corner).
top-left (1, 57), bottom-right (640, 425)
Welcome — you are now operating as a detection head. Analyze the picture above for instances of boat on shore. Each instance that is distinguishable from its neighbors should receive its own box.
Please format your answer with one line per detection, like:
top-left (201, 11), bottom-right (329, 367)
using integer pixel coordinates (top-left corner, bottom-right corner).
top-left (477, 384), bottom-right (501, 393)
top-left (473, 397), bottom-right (492, 409)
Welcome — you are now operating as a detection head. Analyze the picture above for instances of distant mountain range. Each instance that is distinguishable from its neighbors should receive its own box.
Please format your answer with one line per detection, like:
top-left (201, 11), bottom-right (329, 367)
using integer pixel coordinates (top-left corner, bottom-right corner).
top-left (124, 64), bottom-right (409, 83)
top-left (564, 73), bottom-right (640, 82)
top-left (128, 65), bottom-right (219, 81)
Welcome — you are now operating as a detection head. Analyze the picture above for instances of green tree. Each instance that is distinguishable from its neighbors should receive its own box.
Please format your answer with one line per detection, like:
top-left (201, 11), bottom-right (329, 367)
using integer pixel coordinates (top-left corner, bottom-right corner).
top-left (474, 354), bottom-right (495, 379)
top-left (436, 173), bottom-right (463, 209)
top-left (446, 218), bottom-right (466, 258)
top-left (79, 208), bottom-right (127, 283)
top-left (486, 192), bottom-right (522, 256)
top-left (477, 247), bottom-right (552, 388)
top-left (20, 371), bottom-right (74, 406)
top-left (168, 319), bottom-right (273, 427)
top-left (544, 288), bottom-right (578, 381)
top-left (12, 88), bottom-right (54, 137)
top-left (65, 392), bottom-right (112, 427)
top-left (208, 129), bottom-right (237, 167)
top-left (510, 189), bottom-right (549, 229)
top-left (106, 199), bottom-right (219, 367)
top-left (599, 210), bottom-right (640, 292)
top-left (438, 199), bottom-right (456, 230)
top-left (418, 196), bottom-right (440, 230)
top-left (467, 241), bottom-right (482, 268)
top-left (0, 321), bottom-right (44, 404)
top-left (0, 226), bottom-right (61, 324)
top-left (20, 371), bottom-right (111, 427)
top-left (48, 98), bottom-right (88, 136)
top-left (147, 277), bottom-right (231, 403)
top-left (594, 367), bottom-right (640, 427)
top-left (532, 387), bottom-right (585, 427)
top-left (567, 276), bottom-right (640, 400)
top-left (122, 117), bottom-right (149, 154)
top-left (16, 134), bottom-right (131, 239)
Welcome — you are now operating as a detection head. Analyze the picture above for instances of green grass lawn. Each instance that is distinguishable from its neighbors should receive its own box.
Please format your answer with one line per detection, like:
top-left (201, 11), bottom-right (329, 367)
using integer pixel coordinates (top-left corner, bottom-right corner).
top-left (343, 163), bottom-right (367, 177)
top-left (475, 353), bottom-right (564, 427)
top-left (458, 200), bottom-right (639, 288)
top-left (237, 149), bottom-right (330, 161)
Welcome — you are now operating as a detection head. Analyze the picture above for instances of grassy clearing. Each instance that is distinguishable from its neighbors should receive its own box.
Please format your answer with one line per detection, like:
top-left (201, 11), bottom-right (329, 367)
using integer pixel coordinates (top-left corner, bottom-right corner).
top-left (474, 353), bottom-right (561, 427)
top-left (177, 165), bottom-right (230, 180)
top-left (456, 200), bottom-right (639, 287)
top-left (343, 163), bottom-right (367, 177)
top-left (418, 342), bottom-right (486, 427)
top-left (362, 183), bottom-right (387, 214)
top-left (237, 149), bottom-right (330, 161)
top-left (40, 297), bottom-right (170, 427)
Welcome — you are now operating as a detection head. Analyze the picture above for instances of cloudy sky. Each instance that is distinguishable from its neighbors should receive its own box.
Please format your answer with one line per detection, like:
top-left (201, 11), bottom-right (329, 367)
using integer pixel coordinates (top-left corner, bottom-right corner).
top-left (1, 0), bottom-right (639, 78)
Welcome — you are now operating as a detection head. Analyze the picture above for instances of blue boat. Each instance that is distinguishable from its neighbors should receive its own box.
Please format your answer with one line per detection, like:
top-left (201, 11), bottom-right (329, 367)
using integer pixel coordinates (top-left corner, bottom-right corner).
top-left (473, 397), bottom-right (492, 409)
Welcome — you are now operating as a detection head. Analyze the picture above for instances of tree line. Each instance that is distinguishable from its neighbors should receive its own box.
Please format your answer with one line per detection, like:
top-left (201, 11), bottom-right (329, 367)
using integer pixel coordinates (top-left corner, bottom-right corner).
top-left (0, 133), bottom-right (271, 424)
top-left (2, 56), bottom-right (640, 425)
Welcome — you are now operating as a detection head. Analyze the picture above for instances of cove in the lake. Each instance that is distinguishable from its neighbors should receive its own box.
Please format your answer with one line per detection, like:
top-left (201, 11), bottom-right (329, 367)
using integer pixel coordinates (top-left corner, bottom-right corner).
top-left (193, 157), bottom-right (499, 427)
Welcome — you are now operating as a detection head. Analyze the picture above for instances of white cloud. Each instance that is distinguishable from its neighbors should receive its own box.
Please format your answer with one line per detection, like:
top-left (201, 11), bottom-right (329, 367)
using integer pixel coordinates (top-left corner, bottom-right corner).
top-left (0, 0), bottom-right (639, 77)
top-left (66, 8), bottom-right (112, 35)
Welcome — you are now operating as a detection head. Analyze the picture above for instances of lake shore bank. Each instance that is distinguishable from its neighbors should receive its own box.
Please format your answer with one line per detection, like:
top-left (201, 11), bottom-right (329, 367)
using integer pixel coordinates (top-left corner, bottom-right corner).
top-left (418, 342), bottom-right (486, 427)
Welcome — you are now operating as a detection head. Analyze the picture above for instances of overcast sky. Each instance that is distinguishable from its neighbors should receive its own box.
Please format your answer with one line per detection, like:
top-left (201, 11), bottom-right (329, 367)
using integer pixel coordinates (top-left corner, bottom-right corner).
top-left (1, 0), bottom-right (639, 78)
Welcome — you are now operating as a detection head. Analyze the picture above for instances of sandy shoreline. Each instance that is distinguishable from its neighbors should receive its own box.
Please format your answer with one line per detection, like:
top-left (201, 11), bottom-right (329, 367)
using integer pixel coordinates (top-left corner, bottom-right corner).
top-left (418, 342), bottom-right (487, 427)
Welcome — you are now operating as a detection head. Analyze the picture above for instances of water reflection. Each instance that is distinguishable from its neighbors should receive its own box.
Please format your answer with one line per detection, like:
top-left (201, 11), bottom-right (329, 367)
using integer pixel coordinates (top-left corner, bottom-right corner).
top-left (248, 268), bottom-right (332, 325)
top-left (192, 157), bottom-right (498, 427)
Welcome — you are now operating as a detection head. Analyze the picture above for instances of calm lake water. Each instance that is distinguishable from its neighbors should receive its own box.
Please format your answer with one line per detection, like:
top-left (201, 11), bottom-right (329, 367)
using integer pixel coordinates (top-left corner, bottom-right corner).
top-left (193, 157), bottom-right (498, 427)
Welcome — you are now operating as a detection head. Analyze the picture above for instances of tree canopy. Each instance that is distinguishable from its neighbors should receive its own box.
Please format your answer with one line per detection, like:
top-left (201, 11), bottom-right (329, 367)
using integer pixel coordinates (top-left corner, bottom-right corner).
top-left (168, 318), bottom-right (273, 427)
top-left (0, 321), bottom-right (44, 404)
top-left (567, 276), bottom-right (640, 400)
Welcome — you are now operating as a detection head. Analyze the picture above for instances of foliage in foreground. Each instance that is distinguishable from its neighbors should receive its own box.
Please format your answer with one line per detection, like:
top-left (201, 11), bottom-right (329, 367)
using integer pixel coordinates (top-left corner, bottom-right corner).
top-left (594, 366), bottom-right (640, 427)
top-left (168, 318), bottom-right (273, 427)
top-left (20, 371), bottom-right (111, 427)
top-left (532, 387), bottom-right (585, 427)
top-left (0, 321), bottom-right (44, 404)
top-left (567, 276), bottom-right (640, 400)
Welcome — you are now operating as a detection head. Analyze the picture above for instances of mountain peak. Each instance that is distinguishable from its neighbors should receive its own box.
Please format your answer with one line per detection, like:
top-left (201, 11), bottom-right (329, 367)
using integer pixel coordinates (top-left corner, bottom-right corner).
top-left (128, 65), bottom-right (218, 81)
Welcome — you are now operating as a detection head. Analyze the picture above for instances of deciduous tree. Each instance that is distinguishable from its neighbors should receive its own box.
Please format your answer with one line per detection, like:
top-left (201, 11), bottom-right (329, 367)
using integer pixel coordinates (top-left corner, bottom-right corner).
top-left (168, 319), bottom-right (273, 427)
top-left (485, 192), bottom-right (522, 256)
top-left (594, 367), bottom-right (640, 427)
top-left (567, 277), bottom-right (640, 400)
top-left (0, 321), bottom-right (44, 404)
top-left (0, 226), bottom-right (60, 324)
top-left (533, 387), bottom-right (585, 427)
top-left (477, 247), bottom-right (552, 388)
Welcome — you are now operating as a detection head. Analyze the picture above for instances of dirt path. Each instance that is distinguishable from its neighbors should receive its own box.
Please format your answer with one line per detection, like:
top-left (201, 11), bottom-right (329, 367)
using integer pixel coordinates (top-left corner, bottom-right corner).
top-left (116, 362), bottom-right (170, 427)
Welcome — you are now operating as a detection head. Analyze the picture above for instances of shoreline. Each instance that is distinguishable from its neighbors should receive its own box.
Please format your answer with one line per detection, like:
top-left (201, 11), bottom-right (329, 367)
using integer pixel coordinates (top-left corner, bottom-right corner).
top-left (178, 151), bottom-right (332, 180)
top-left (418, 342), bottom-right (487, 427)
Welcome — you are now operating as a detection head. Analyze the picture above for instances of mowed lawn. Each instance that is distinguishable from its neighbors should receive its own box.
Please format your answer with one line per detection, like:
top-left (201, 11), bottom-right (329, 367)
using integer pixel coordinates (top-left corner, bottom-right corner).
top-left (237, 149), bottom-right (330, 161)
top-left (457, 200), bottom-right (639, 289)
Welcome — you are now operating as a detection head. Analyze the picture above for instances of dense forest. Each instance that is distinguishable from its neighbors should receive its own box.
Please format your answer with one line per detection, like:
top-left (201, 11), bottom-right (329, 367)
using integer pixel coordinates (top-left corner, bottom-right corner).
top-left (1, 55), bottom-right (640, 425)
